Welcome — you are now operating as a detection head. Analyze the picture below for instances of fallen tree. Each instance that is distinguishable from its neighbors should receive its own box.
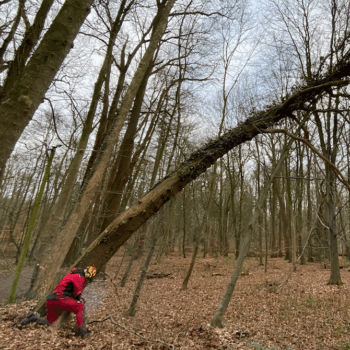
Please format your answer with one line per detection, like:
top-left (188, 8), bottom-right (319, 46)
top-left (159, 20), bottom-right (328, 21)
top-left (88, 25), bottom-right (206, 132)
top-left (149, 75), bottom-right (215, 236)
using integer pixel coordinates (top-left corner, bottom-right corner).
top-left (35, 49), bottom-right (350, 313)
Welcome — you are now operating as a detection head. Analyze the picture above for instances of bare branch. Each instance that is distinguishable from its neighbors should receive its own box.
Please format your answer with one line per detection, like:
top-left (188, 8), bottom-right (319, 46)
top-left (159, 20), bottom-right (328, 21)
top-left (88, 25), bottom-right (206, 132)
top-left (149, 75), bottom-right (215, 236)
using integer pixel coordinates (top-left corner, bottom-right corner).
top-left (262, 128), bottom-right (350, 191)
top-left (43, 98), bottom-right (70, 149)
top-left (19, 0), bottom-right (31, 30)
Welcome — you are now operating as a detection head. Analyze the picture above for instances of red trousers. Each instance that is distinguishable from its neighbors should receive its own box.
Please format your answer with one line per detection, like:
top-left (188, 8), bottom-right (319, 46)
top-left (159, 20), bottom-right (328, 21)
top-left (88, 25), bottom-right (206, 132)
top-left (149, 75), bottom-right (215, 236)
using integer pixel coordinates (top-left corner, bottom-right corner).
top-left (46, 298), bottom-right (84, 327)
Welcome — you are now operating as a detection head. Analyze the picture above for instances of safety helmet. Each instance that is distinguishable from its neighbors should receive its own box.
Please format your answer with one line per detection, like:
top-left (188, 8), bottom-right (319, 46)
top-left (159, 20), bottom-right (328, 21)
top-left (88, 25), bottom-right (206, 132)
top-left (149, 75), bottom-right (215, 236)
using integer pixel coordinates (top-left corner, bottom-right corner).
top-left (85, 266), bottom-right (97, 279)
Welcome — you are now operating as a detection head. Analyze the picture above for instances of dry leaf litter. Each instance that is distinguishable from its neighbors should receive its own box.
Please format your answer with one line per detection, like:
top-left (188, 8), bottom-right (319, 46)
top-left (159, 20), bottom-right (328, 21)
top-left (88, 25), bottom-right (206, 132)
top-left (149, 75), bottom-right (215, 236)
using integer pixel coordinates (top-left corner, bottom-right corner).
top-left (1, 254), bottom-right (350, 349)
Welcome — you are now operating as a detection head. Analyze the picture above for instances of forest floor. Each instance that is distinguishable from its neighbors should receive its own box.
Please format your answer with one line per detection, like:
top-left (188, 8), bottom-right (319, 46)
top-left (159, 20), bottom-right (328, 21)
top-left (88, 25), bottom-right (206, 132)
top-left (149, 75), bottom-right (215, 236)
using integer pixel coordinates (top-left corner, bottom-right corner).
top-left (1, 253), bottom-right (350, 349)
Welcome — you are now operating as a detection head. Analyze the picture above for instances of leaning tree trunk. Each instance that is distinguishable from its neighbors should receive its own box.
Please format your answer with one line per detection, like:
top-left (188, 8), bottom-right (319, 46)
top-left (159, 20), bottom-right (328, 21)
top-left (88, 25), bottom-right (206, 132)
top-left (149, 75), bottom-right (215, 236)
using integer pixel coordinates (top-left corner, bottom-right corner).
top-left (2, 0), bottom-right (55, 94)
top-left (0, 0), bottom-right (94, 178)
top-left (27, 2), bottom-right (130, 274)
top-left (30, 0), bottom-right (178, 301)
top-left (34, 62), bottom-right (350, 313)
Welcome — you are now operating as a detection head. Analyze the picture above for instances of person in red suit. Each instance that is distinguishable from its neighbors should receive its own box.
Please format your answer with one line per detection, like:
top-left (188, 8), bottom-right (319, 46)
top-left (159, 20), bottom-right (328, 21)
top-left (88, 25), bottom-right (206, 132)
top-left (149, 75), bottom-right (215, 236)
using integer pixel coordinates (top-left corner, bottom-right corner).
top-left (21, 266), bottom-right (97, 337)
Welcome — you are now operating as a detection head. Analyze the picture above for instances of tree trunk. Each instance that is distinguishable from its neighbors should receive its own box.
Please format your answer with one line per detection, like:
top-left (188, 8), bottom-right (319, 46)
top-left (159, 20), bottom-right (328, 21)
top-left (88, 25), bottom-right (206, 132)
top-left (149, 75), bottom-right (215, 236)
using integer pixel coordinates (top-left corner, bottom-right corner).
top-left (181, 237), bottom-right (199, 291)
top-left (29, 0), bottom-right (177, 301)
top-left (327, 94), bottom-right (342, 284)
top-left (296, 142), bottom-right (306, 265)
top-left (182, 190), bottom-right (187, 258)
top-left (2, 0), bottom-right (55, 94)
top-left (220, 188), bottom-right (230, 257)
top-left (120, 230), bottom-right (141, 287)
top-left (181, 188), bottom-right (209, 291)
top-left (271, 179), bottom-right (277, 256)
top-left (0, 0), bottom-right (94, 178)
top-left (236, 146), bottom-right (243, 259)
top-left (127, 232), bottom-right (157, 316)
top-left (306, 147), bottom-right (313, 262)
top-left (328, 168), bottom-right (342, 284)
top-left (285, 158), bottom-right (297, 269)
top-left (8, 148), bottom-right (55, 303)
top-left (275, 178), bottom-right (288, 257)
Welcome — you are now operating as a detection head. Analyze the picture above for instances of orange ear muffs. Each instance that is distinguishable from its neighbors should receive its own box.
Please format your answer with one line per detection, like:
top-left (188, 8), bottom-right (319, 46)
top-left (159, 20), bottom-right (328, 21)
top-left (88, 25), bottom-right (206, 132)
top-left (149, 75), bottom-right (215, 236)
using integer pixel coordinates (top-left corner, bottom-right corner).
top-left (85, 266), bottom-right (97, 278)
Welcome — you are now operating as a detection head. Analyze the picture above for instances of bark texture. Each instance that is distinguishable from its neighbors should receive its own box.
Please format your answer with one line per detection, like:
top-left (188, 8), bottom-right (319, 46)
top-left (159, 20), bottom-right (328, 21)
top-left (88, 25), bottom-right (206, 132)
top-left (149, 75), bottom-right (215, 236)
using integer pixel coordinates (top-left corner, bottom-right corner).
top-left (2, 0), bottom-right (55, 94)
top-left (0, 0), bottom-right (94, 178)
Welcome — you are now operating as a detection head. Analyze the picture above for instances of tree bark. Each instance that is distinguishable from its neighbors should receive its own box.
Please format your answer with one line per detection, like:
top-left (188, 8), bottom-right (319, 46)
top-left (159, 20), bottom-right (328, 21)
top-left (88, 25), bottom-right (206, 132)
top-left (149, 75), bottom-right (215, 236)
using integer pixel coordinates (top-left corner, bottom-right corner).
top-left (27, 2), bottom-right (129, 276)
top-left (1, 0), bottom-right (55, 94)
top-left (0, 0), bottom-right (94, 178)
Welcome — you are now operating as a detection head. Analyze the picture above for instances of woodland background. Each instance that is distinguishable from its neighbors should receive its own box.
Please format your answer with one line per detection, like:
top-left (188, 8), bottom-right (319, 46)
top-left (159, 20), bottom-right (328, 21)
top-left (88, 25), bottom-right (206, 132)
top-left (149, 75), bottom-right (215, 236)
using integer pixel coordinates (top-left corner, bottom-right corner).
top-left (1, 0), bottom-right (350, 348)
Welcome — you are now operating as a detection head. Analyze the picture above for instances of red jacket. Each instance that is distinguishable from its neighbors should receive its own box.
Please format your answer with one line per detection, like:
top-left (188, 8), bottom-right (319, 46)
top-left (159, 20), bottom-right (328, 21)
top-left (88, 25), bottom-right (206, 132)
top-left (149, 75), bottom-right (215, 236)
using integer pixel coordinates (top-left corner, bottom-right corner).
top-left (47, 269), bottom-right (86, 301)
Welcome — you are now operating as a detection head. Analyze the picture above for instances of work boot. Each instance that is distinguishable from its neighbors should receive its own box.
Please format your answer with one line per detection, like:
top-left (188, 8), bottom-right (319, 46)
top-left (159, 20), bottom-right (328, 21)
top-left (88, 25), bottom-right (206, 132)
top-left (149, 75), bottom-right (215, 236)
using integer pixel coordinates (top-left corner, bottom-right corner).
top-left (20, 312), bottom-right (49, 326)
top-left (77, 327), bottom-right (91, 337)
top-left (20, 312), bottom-right (37, 326)
top-left (34, 316), bottom-right (50, 326)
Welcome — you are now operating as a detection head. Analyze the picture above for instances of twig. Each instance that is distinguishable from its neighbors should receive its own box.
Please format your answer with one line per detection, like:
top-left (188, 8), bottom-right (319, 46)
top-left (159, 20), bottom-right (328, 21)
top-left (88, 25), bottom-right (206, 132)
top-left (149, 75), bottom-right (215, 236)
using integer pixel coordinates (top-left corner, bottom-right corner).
top-left (87, 316), bottom-right (112, 325)
top-left (43, 97), bottom-right (69, 148)
top-left (173, 331), bottom-right (187, 345)
top-left (87, 316), bottom-right (175, 349)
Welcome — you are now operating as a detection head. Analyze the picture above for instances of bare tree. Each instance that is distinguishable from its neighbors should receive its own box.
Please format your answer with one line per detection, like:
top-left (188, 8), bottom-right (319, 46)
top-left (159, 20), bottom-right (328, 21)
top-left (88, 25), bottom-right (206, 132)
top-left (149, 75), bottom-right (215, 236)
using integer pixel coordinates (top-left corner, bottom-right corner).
top-left (0, 0), bottom-right (94, 178)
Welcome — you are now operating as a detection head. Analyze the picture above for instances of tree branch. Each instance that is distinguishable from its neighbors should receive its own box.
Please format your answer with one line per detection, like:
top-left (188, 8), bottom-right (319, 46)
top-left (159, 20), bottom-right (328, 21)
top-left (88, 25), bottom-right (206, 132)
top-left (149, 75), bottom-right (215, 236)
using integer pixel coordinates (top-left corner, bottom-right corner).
top-left (261, 128), bottom-right (350, 191)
